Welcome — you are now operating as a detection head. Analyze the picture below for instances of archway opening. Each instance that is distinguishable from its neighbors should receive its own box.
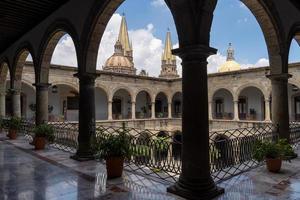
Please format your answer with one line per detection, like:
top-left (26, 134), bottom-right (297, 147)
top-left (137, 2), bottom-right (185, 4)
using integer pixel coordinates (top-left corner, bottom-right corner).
top-left (48, 84), bottom-right (79, 122)
top-left (135, 91), bottom-right (151, 119)
top-left (155, 92), bottom-right (168, 118)
top-left (288, 83), bottom-right (300, 121)
top-left (238, 87), bottom-right (265, 121)
top-left (0, 62), bottom-right (10, 117)
top-left (172, 92), bottom-right (182, 118)
top-left (112, 89), bottom-right (132, 120)
top-left (212, 89), bottom-right (234, 120)
top-left (95, 87), bottom-right (108, 120)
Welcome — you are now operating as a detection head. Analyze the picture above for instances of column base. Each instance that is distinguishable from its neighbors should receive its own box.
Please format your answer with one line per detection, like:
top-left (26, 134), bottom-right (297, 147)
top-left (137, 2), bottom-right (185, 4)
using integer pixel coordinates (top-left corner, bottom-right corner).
top-left (167, 180), bottom-right (224, 200)
top-left (70, 152), bottom-right (95, 162)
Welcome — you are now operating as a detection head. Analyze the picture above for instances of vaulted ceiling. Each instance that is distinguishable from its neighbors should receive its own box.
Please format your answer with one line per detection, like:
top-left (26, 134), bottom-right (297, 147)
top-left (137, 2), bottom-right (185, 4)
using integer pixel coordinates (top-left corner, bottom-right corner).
top-left (0, 0), bottom-right (69, 54)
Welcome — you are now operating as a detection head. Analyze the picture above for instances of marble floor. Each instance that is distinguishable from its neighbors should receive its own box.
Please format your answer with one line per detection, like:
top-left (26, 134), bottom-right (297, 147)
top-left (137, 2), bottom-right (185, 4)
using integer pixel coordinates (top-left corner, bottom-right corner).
top-left (1, 134), bottom-right (300, 200)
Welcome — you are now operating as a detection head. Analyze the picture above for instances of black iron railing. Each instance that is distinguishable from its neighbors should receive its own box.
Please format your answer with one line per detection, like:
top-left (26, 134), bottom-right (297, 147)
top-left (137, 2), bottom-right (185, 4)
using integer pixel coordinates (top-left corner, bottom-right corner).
top-left (5, 119), bottom-right (300, 184)
top-left (290, 121), bottom-right (300, 147)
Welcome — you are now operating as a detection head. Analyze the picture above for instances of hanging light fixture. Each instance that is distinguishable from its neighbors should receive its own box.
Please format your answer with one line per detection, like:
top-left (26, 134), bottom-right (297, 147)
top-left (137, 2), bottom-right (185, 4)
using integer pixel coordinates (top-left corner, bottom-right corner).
top-left (292, 84), bottom-right (299, 92)
top-left (52, 85), bottom-right (58, 93)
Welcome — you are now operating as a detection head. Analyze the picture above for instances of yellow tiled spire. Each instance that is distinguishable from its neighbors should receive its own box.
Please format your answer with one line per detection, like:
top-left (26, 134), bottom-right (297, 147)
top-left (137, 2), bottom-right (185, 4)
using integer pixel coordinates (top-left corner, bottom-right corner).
top-left (118, 14), bottom-right (132, 53)
top-left (162, 30), bottom-right (176, 63)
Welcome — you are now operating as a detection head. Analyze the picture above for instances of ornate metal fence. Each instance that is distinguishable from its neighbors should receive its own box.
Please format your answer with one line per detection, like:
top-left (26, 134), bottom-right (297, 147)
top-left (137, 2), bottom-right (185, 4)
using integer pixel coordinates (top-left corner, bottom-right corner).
top-left (2, 119), bottom-right (284, 184)
top-left (290, 121), bottom-right (300, 148)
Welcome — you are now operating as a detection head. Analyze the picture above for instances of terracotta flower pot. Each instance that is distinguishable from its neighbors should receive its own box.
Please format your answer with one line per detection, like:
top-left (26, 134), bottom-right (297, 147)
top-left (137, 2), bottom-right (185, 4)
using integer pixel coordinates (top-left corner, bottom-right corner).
top-left (266, 158), bottom-right (282, 173)
top-left (35, 137), bottom-right (46, 150)
top-left (8, 129), bottom-right (17, 140)
top-left (106, 157), bottom-right (124, 179)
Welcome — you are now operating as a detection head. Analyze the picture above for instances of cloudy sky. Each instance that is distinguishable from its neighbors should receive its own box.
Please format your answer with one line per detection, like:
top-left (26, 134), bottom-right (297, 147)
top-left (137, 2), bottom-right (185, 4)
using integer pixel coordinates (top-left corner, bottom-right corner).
top-left (48, 0), bottom-right (300, 76)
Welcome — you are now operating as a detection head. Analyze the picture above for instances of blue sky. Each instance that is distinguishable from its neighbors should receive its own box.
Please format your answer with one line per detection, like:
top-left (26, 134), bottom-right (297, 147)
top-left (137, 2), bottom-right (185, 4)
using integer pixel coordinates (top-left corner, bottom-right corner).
top-left (116, 0), bottom-right (299, 63)
top-left (50, 0), bottom-right (300, 75)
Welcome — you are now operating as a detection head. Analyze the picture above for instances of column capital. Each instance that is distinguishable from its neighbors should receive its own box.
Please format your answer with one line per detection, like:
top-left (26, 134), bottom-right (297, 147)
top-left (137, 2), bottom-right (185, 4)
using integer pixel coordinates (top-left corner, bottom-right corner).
top-left (267, 73), bottom-right (292, 81)
top-left (131, 101), bottom-right (136, 104)
top-left (8, 88), bottom-right (21, 95)
top-left (74, 72), bottom-right (99, 83)
top-left (172, 45), bottom-right (217, 61)
top-left (33, 83), bottom-right (51, 91)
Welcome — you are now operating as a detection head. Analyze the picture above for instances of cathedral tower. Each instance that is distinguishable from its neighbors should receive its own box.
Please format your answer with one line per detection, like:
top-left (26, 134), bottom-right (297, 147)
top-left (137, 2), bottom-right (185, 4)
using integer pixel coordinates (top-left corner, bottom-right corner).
top-left (159, 30), bottom-right (179, 79)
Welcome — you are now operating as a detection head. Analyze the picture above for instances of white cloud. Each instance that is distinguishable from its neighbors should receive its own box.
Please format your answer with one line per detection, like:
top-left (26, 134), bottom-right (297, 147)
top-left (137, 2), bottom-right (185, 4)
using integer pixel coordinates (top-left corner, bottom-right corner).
top-left (207, 53), bottom-right (269, 73)
top-left (151, 0), bottom-right (166, 7)
top-left (51, 35), bottom-right (78, 67)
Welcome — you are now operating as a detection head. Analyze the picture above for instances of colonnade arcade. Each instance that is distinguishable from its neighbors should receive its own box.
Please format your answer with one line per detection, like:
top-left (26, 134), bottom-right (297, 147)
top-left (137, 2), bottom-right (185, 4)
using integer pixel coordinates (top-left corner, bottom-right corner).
top-left (0, 0), bottom-right (299, 199)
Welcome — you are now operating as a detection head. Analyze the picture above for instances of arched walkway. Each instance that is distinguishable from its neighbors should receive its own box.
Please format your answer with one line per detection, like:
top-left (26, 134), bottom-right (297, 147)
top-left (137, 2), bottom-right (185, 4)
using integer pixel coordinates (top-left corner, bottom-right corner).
top-left (135, 91), bottom-right (152, 119)
top-left (95, 87), bottom-right (108, 120)
top-left (212, 89), bottom-right (234, 120)
top-left (112, 89), bottom-right (132, 120)
top-left (155, 92), bottom-right (168, 118)
top-left (238, 87), bottom-right (265, 121)
top-left (171, 92), bottom-right (182, 118)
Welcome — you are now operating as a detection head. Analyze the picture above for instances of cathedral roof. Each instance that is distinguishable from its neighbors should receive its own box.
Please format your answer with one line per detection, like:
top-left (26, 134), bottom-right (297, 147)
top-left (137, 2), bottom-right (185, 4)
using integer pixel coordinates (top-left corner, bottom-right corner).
top-left (118, 15), bottom-right (132, 53)
top-left (162, 31), bottom-right (176, 63)
top-left (218, 43), bottom-right (241, 73)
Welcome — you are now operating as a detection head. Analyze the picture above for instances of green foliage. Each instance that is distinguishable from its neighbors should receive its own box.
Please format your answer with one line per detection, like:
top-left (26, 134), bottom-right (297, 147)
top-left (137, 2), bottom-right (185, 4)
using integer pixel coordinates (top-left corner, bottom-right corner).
top-left (131, 145), bottom-right (151, 157)
top-left (9, 117), bottom-right (22, 130)
top-left (154, 137), bottom-right (169, 152)
top-left (94, 132), bottom-right (131, 159)
top-left (33, 124), bottom-right (55, 142)
top-left (253, 139), bottom-right (296, 162)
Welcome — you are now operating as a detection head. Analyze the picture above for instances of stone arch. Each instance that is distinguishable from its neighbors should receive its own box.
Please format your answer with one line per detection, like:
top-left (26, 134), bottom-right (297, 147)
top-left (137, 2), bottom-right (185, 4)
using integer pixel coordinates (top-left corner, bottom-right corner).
top-left (51, 81), bottom-right (79, 93)
top-left (111, 87), bottom-right (133, 119)
top-left (110, 86), bottom-right (134, 102)
top-left (287, 22), bottom-right (300, 54)
top-left (0, 61), bottom-right (10, 89)
top-left (135, 90), bottom-right (152, 119)
top-left (212, 88), bottom-right (234, 120)
top-left (38, 20), bottom-right (80, 84)
top-left (171, 92), bottom-right (182, 118)
top-left (95, 85), bottom-right (109, 102)
top-left (240, 0), bottom-right (285, 73)
top-left (210, 87), bottom-right (234, 103)
top-left (134, 88), bottom-right (154, 103)
top-left (236, 84), bottom-right (267, 101)
top-left (155, 91), bottom-right (169, 118)
top-left (95, 86), bottom-right (109, 120)
top-left (12, 46), bottom-right (35, 90)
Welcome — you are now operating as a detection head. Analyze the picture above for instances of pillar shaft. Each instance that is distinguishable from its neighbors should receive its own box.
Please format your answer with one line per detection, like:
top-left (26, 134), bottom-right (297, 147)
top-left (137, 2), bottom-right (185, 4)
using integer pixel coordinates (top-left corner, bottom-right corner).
top-left (234, 100), bottom-right (239, 121)
top-left (132, 101), bottom-right (136, 119)
top-left (265, 99), bottom-right (271, 122)
top-left (208, 101), bottom-right (212, 120)
top-left (268, 73), bottom-right (291, 141)
top-left (0, 89), bottom-right (5, 117)
top-left (34, 83), bottom-right (50, 125)
top-left (108, 101), bottom-right (113, 120)
top-left (168, 102), bottom-right (172, 118)
top-left (167, 45), bottom-right (224, 199)
top-left (71, 73), bottom-right (97, 161)
top-left (151, 102), bottom-right (155, 119)
top-left (11, 89), bottom-right (21, 118)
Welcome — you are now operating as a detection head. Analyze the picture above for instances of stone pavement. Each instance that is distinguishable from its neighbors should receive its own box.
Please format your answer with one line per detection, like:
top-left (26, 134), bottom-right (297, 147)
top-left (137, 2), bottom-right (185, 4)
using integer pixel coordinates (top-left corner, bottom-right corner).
top-left (2, 133), bottom-right (300, 199)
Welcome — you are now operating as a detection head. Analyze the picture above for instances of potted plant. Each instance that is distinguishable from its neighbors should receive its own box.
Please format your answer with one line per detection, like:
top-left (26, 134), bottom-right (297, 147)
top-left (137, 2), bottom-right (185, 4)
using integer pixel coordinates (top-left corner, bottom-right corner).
top-left (7, 117), bottom-right (22, 140)
top-left (96, 132), bottom-right (131, 179)
top-left (33, 124), bottom-right (55, 150)
top-left (253, 139), bottom-right (296, 173)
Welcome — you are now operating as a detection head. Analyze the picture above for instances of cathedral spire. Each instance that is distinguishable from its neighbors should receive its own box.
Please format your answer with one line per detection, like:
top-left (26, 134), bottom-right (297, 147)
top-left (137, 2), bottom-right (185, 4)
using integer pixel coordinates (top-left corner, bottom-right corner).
top-left (227, 43), bottom-right (235, 61)
top-left (159, 30), bottom-right (179, 79)
top-left (162, 30), bottom-right (176, 63)
top-left (117, 14), bottom-right (133, 61)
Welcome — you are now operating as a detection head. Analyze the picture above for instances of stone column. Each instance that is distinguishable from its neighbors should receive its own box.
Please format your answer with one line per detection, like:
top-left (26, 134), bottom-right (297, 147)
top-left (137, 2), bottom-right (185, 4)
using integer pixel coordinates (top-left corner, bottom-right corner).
top-left (208, 101), bottom-right (213, 120)
top-left (168, 102), bottom-right (172, 118)
top-left (131, 101), bottom-right (136, 119)
top-left (151, 102), bottom-right (155, 119)
top-left (34, 83), bottom-right (50, 125)
top-left (167, 45), bottom-right (224, 199)
top-left (71, 73), bottom-right (97, 161)
top-left (264, 98), bottom-right (271, 122)
top-left (234, 100), bottom-right (239, 121)
top-left (108, 100), bottom-right (113, 120)
top-left (0, 89), bottom-right (6, 117)
top-left (11, 89), bottom-right (21, 118)
top-left (268, 73), bottom-right (291, 141)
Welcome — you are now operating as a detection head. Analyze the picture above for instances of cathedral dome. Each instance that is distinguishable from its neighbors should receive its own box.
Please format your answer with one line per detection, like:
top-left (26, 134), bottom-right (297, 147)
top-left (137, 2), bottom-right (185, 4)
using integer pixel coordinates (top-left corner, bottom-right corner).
top-left (218, 43), bottom-right (241, 73)
top-left (104, 54), bottom-right (134, 69)
top-left (218, 60), bottom-right (241, 72)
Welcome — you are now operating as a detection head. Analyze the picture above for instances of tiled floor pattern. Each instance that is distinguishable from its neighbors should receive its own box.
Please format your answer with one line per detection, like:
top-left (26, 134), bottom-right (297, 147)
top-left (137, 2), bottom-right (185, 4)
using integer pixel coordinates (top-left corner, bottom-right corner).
top-left (2, 133), bottom-right (300, 199)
